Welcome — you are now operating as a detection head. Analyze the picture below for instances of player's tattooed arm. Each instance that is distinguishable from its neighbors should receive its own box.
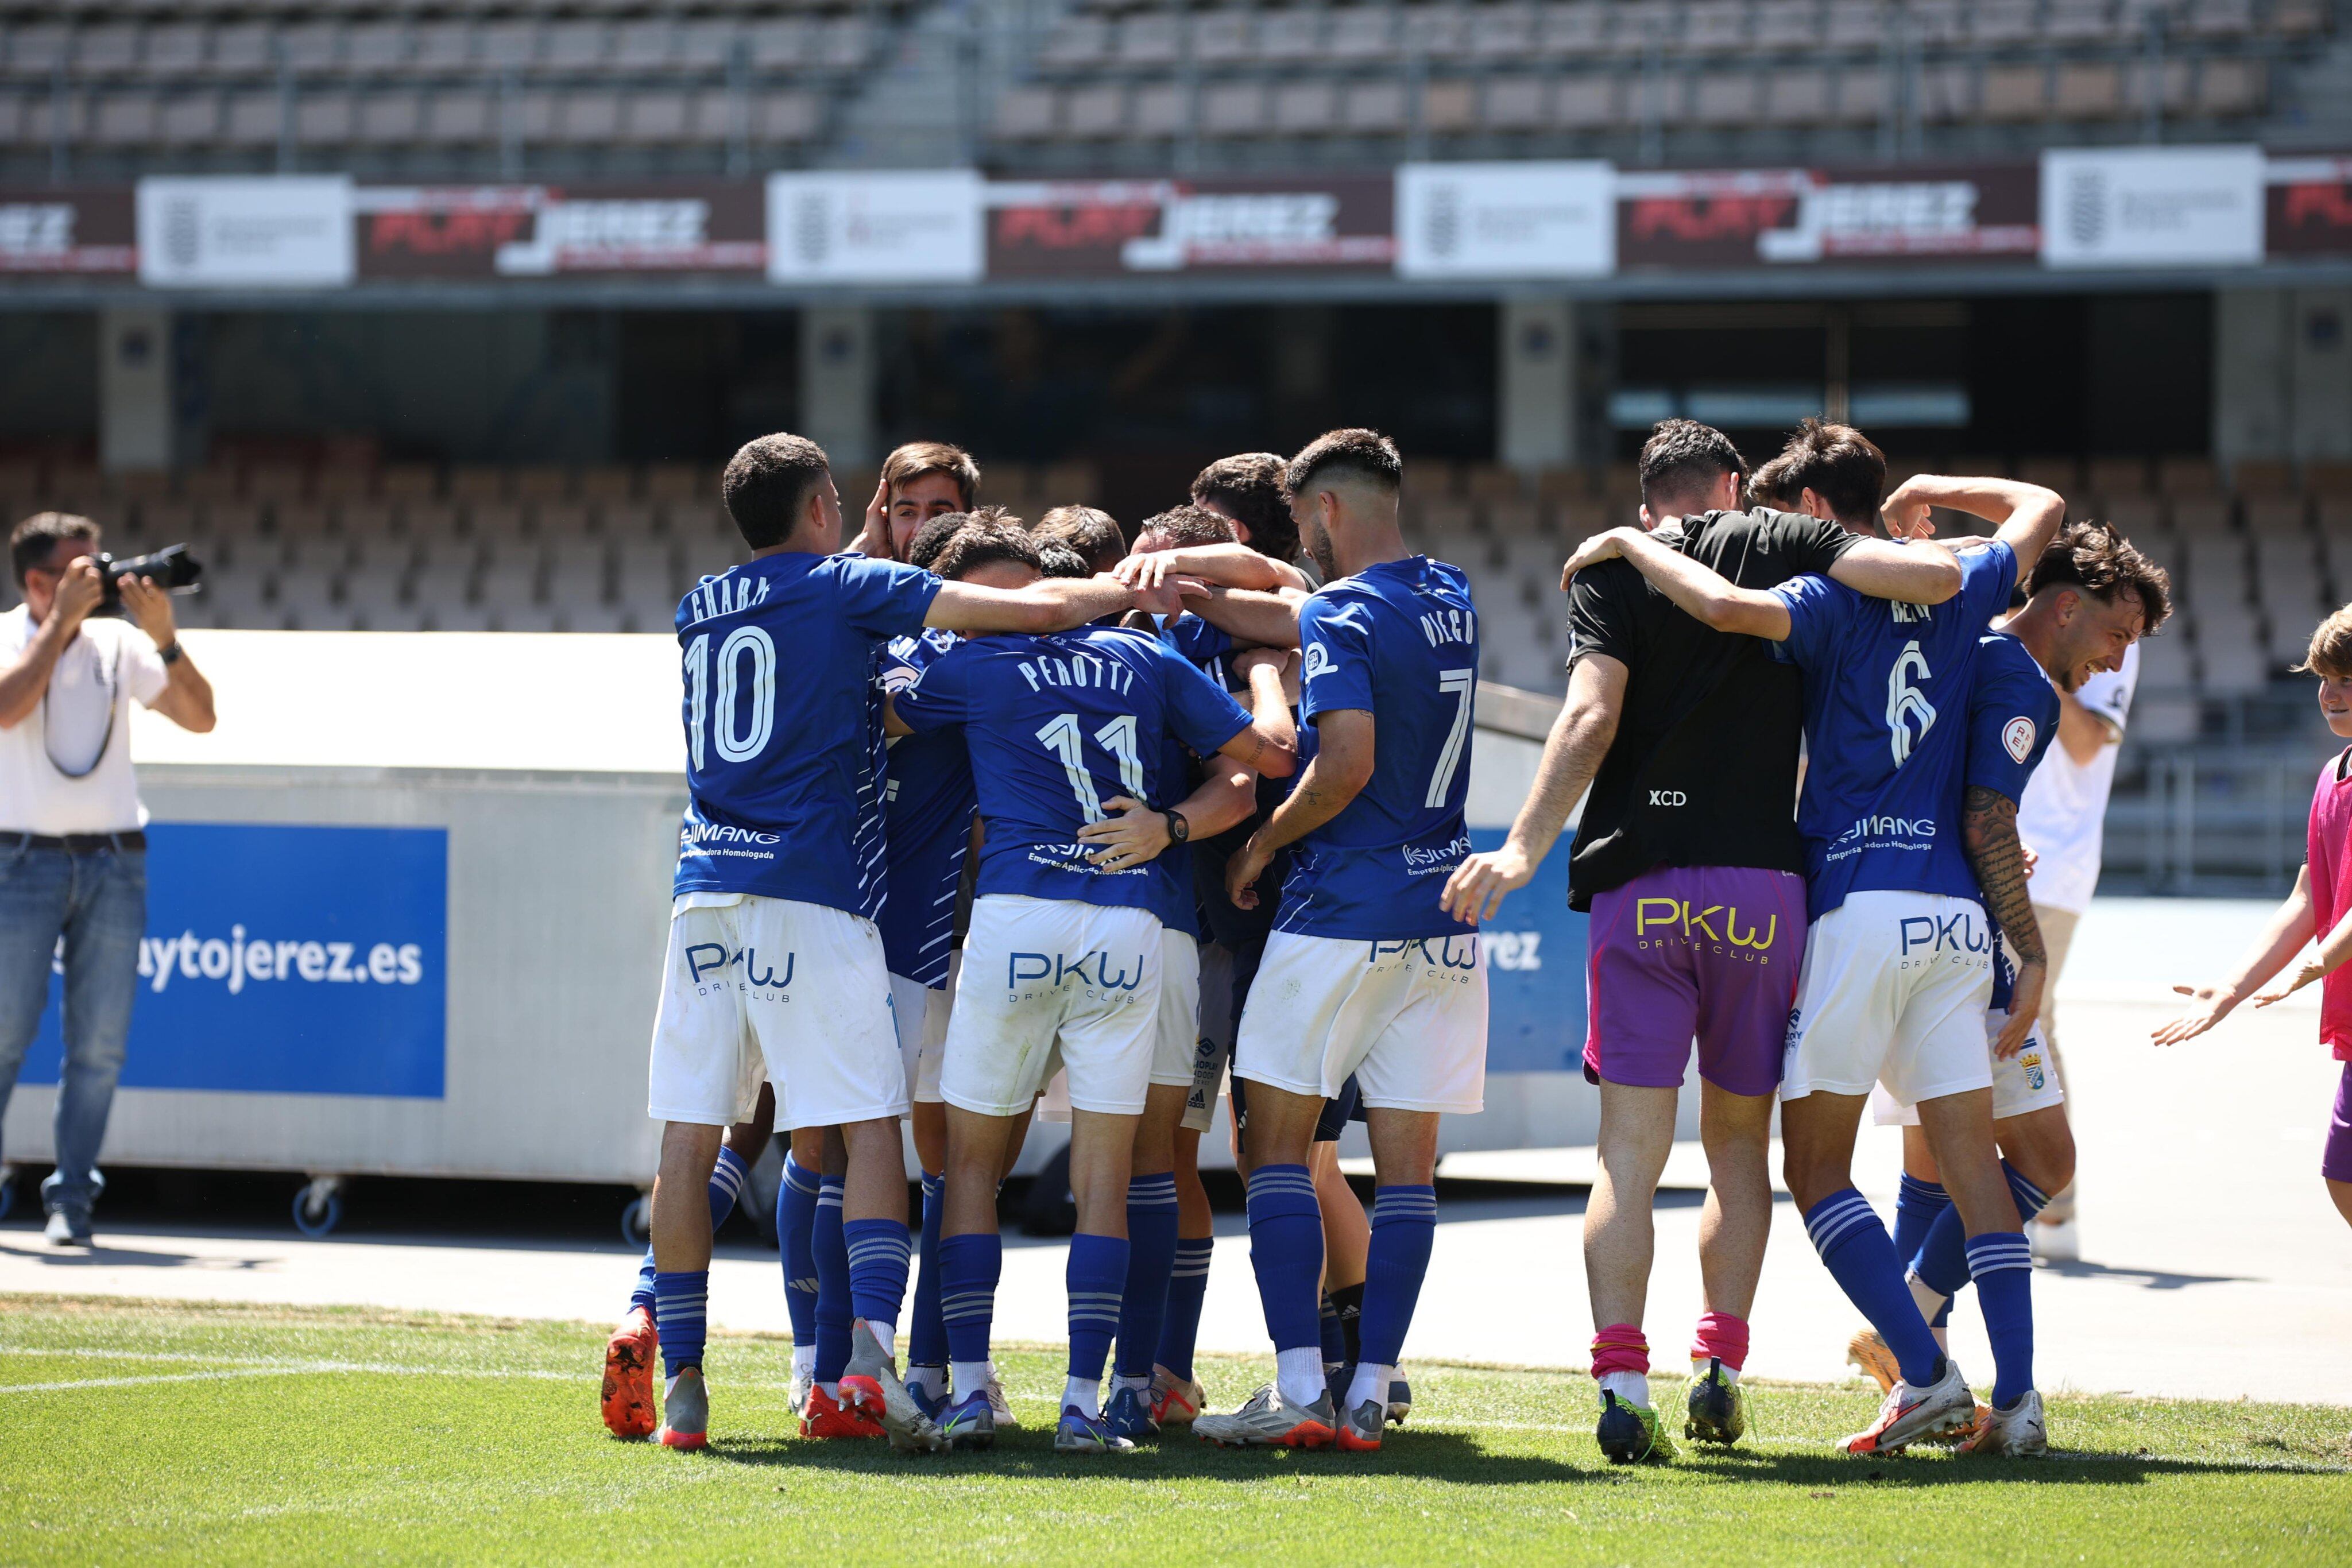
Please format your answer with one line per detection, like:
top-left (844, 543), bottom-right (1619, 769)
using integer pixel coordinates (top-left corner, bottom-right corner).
top-left (1217, 647), bottom-right (1299, 779)
top-left (1225, 708), bottom-right (1371, 909)
top-left (1964, 783), bottom-right (2048, 1060)
top-left (1080, 764), bottom-right (1257, 871)
top-left (1176, 582), bottom-right (1305, 649)
top-left (1881, 477), bottom-right (2065, 594)
top-left (1562, 528), bottom-right (1791, 641)
top-left (1442, 653), bottom-right (1625, 924)
top-left (1116, 543), bottom-right (1311, 595)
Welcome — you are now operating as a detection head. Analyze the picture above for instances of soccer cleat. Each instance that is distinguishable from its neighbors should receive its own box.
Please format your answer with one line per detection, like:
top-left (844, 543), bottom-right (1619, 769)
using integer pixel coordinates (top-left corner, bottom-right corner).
top-left (799, 1384), bottom-right (884, 1439)
top-left (1386, 1372), bottom-right (1413, 1426)
top-left (657, 1367), bottom-right (709, 1450)
top-left (788, 1366), bottom-right (815, 1420)
top-left (1335, 1397), bottom-right (1385, 1453)
top-left (907, 1379), bottom-right (947, 1424)
top-left (937, 1390), bottom-right (996, 1453)
top-left (1840, 1357), bottom-right (1978, 1455)
top-left (1104, 1384), bottom-right (1160, 1442)
top-left (840, 1322), bottom-right (945, 1454)
top-left (1149, 1366), bottom-right (1205, 1426)
top-left (1055, 1404), bottom-right (1137, 1454)
top-left (1847, 1329), bottom-right (1901, 1395)
top-left (2032, 1217), bottom-right (2079, 1264)
top-left (600, 1307), bottom-right (659, 1439)
top-left (1194, 1383), bottom-right (1336, 1449)
top-left (1962, 1389), bottom-right (2049, 1458)
top-left (1684, 1358), bottom-right (1748, 1446)
top-left (984, 1370), bottom-right (1020, 1432)
top-left (1596, 1392), bottom-right (1676, 1464)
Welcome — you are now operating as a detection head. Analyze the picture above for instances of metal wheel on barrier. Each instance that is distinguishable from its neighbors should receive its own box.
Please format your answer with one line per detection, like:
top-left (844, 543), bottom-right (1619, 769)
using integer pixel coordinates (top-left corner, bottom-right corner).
top-left (292, 1175), bottom-right (346, 1238)
top-left (621, 1193), bottom-right (651, 1247)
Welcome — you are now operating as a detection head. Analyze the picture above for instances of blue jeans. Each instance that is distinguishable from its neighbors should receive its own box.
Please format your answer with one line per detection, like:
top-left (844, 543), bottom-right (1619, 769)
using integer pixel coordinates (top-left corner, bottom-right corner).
top-left (0, 843), bottom-right (145, 1221)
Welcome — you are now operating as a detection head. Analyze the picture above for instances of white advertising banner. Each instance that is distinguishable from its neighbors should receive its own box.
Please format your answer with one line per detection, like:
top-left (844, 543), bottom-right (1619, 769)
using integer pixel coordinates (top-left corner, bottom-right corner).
top-left (1394, 161), bottom-right (1615, 278)
top-left (136, 176), bottom-right (354, 288)
top-left (765, 169), bottom-right (984, 285)
top-left (2039, 145), bottom-right (2264, 269)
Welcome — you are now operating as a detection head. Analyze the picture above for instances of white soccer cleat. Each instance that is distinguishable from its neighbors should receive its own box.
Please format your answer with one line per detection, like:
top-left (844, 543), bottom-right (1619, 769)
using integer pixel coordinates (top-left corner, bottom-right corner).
top-left (2032, 1217), bottom-right (2079, 1264)
top-left (1839, 1357), bottom-right (1977, 1455)
top-left (984, 1370), bottom-right (1020, 1431)
top-left (1963, 1389), bottom-right (2048, 1457)
top-left (840, 1322), bottom-right (945, 1454)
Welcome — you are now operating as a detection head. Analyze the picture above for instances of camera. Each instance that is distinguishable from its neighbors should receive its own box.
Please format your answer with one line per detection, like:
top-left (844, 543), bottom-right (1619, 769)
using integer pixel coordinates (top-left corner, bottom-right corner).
top-left (97, 544), bottom-right (203, 613)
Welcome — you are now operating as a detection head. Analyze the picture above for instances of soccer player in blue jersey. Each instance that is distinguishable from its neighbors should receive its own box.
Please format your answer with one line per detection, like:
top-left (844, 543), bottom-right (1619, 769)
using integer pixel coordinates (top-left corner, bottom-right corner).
top-left (641, 433), bottom-right (1156, 1452)
top-left (1852, 522), bottom-right (2169, 1455)
top-left (1562, 443), bottom-right (2068, 1455)
top-left (1196, 429), bottom-right (1486, 1454)
top-left (885, 519), bottom-right (1297, 1454)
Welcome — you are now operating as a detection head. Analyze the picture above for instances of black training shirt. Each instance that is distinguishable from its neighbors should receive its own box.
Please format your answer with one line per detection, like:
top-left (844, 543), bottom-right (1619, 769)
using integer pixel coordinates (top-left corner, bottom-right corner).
top-left (1563, 508), bottom-right (1861, 909)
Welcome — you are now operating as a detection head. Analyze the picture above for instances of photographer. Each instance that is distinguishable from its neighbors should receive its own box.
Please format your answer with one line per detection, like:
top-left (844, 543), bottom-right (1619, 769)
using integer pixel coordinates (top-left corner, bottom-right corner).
top-left (0, 512), bottom-right (213, 1247)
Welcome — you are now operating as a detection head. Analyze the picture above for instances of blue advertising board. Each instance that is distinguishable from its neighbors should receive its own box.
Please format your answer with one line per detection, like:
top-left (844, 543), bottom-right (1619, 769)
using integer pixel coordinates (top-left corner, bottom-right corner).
top-left (1472, 828), bottom-right (1590, 1075)
top-left (20, 823), bottom-right (448, 1099)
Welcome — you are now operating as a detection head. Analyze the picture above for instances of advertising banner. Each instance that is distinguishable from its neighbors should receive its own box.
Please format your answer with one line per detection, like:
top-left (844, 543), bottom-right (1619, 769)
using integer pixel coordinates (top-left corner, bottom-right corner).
top-left (986, 175), bottom-right (1394, 277)
top-left (2265, 154), bottom-right (2352, 257)
top-left (1616, 163), bottom-right (2039, 269)
top-left (0, 188), bottom-right (135, 274)
top-left (136, 176), bottom-right (354, 288)
top-left (1470, 828), bottom-right (1589, 1075)
top-left (1395, 161), bottom-right (1615, 279)
top-left (19, 823), bottom-right (449, 1098)
top-left (767, 169), bottom-right (985, 285)
top-left (2040, 144), bottom-right (2264, 268)
top-left (355, 183), bottom-right (766, 278)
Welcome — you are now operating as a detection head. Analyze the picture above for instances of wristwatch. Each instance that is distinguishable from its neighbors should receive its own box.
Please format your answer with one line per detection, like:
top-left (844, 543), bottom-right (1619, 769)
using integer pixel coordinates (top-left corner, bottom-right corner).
top-left (157, 641), bottom-right (183, 666)
top-left (1162, 808), bottom-right (1190, 845)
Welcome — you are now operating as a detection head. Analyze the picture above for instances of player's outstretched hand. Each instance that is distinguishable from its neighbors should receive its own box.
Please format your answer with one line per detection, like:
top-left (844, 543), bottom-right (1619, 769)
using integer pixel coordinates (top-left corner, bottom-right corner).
top-left (1441, 843), bottom-right (1531, 926)
top-left (2150, 984), bottom-right (2239, 1046)
top-left (2253, 960), bottom-right (2327, 1008)
top-left (1128, 572), bottom-right (1187, 618)
top-left (1557, 528), bottom-right (1634, 589)
top-left (1992, 958), bottom-right (2045, 1060)
top-left (1225, 833), bottom-right (1274, 911)
top-left (1077, 796), bottom-right (1170, 871)
top-left (1879, 479), bottom-right (1939, 541)
top-left (1113, 552), bottom-right (1171, 594)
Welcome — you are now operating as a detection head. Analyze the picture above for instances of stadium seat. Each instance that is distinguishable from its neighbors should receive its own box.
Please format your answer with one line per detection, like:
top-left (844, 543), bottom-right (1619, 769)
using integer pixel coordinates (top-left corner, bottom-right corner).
top-left (2054, 62), bottom-right (2126, 118)
top-left (1554, 75), bottom-right (1619, 128)
top-left (1261, 10), bottom-right (1328, 61)
top-left (1065, 84), bottom-right (1127, 138)
top-left (1537, 4), bottom-right (1612, 56)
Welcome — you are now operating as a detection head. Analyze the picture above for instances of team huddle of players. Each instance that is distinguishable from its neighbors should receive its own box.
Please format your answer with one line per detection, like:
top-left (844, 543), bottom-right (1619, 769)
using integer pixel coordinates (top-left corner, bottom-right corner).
top-left (597, 412), bottom-right (2178, 1463)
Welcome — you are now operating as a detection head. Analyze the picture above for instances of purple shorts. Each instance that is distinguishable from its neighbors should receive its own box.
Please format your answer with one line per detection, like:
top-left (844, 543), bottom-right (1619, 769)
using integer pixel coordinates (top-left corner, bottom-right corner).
top-left (2326, 1062), bottom-right (2352, 1184)
top-left (1583, 865), bottom-right (1808, 1099)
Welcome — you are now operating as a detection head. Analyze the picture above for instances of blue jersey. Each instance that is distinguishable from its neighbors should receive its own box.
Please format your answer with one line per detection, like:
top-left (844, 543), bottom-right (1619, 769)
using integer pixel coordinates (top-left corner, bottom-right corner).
top-left (1964, 629), bottom-right (2060, 1008)
top-left (1770, 542), bottom-right (2019, 920)
top-left (875, 629), bottom-right (977, 985)
top-left (1275, 556), bottom-right (1480, 942)
top-left (672, 552), bottom-right (941, 911)
top-left (893, 624), bottom-right (1254, 915)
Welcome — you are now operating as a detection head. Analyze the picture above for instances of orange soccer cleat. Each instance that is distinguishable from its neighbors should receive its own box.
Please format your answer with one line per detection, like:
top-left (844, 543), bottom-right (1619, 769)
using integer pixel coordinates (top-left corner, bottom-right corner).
top-left (601, 1306), bottom-right (659, 1439)
top-left (800, 1384), bottom-right (886, 1439)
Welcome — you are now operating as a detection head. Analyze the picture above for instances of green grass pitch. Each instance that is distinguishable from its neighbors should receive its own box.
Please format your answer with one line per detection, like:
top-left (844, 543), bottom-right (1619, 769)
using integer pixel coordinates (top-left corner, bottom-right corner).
top-left (2, 1295), bottom-right (2346, 1565)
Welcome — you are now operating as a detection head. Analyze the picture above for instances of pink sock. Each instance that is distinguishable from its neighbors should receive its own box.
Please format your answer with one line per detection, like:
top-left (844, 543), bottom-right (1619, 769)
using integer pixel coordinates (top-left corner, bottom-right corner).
top-left (1690, 1311), bottom-right (1750, 1372)
top-left (1590, 1323), bottom-right (1650, 1380)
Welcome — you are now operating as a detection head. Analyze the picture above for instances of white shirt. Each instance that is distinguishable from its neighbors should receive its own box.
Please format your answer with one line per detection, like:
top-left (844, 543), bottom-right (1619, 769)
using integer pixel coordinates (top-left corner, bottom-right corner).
top-left (0, 605), bottom-right (169, 835)
top-left (2015, 640), bottom-right (2138, 915)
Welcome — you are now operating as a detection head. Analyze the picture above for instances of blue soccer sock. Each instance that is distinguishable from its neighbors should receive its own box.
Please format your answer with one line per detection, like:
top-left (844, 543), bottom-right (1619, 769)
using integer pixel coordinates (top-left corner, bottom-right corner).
top-left (1968, 1232), bottom-right (2036, 1407)
top-left (938, 1231), bottom-right (1002, 1397)
top-left (1347, 1185), bottom-right (1437, 1410)
top-left (843, 1217), bottom-right (912, 1354)
top-left (1114, 1172), bottom-right (1179, 1383)
top-left (1803, 1188), bottom-right (1944, 1388)
top-left (652, 1271), bottom-right (708, 1379)
top-left (778, 1152), bottom-right (819, 1358)
top-left (907, 1171), bottom-right (950, 1371)
top-left (631, 1145), bottom-right (750, 1316)
top-left (1156, 1236), bottom-right (1213, 1383)
top-left (1244, 1164), bottom-right (1326, 1406)
top-left (1915, 1162), bottom-right (2051, 1299)
top-left (1065, 1232), bottom-right (1129, 1416)
top-left (1891, 1172), bottom-right (1950, 1277)
top-left (813, 1174), bottom-right (851, 1387)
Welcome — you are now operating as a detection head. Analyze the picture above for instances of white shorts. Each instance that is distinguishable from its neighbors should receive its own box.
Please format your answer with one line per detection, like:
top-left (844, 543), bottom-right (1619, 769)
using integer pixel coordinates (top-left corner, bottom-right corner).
top-left (1782, 891), bottom-right (1995, 1106)
top-left (1182, 940), bottom-right (1236, 1134)
top-left (1153, 928), bottom-right (1202, 1091)
top-left (1233, 931), bottom-right (1488, 1114)
top-left (888, 949), bottom-right (959, 1106)
top-left (1871, 1011), bottom-right (2065, 1126)
top-left (648, 895), bottom-right (908, 1130)
top-left (941, 895), bottom-right (1163, 1118)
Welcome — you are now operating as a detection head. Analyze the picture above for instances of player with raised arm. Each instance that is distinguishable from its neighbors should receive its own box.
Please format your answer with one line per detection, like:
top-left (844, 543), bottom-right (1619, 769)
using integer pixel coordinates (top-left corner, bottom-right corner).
top-left (885, 521), bottom-right (1296, 1455)
top-left (1560, 442), bottom-right (2066, 1456)
top-left (2156, 605), bottom-right (2352, 1234)
top-left (1194, 429), bottom-right (1483, 1455)
top-left (1440, 419), bottom-right (1963, 1464)
top-left (641, 434), bottom-right (1152, 1453)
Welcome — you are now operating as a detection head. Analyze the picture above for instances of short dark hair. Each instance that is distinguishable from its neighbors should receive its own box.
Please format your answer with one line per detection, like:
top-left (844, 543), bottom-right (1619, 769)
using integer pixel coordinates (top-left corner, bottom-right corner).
top-left (1032, 505), bottom-right (1125, 574)
top-left (930, 520), bottom-right (1043, 583)
top-left (1286, 428), bottom-right (1403, 501)
top-left (721, 432), bottom-right (831, 550)
top-left (1191, 452), bottom-right (1298, 563)
top-left (1639, 420), bottom-right (1748, 515)
top-left (2026, 520), bottom-right (2174, 635)
top-left (908, 505), bottom-right (1018, 571)
top-left (882, 440), bottom-right (981, 512)
top-left (10, 511), bottom-right (100, 590)
top-left (1762, 418), bottom-right (1885, 528)
top-left (1746, 449), bottom-right (1798, 512)
top-left (1137, 504), bottom-right (1238, 551)
top-left (1035, 541), bottom-right (1092, 580)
